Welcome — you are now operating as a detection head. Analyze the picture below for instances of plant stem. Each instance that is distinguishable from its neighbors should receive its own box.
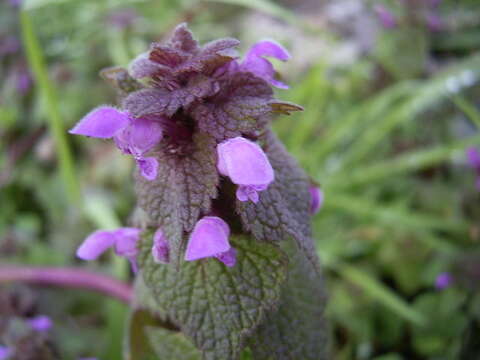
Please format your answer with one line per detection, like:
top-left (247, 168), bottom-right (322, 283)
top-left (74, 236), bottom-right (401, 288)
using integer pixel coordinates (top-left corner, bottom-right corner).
top-left (0, 266), bottom-right (133, 304)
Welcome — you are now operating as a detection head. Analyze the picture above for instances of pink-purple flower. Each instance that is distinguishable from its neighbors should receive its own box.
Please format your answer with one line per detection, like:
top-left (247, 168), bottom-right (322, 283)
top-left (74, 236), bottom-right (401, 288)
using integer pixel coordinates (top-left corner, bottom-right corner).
top-left (185, 216), bottom-right (236, 267)
top-left (435, 272), bottom-right (452, 290)
top-left (0, 346), bottom-right (11, 360)
top-left (28, 315), bottom-right (53, 332)
top-left (309, 186), bottom-right (324, 214)
top-left (239, 40), bottom-right (291, 89)
top-left (69, 106), bottom-right (163, 180)
top-left (374, 4), bottom-right (397, 29)
top-left (76, 227), bottom-right (141, 272)
top-left (466, 147), bottom-right (480, 190)
top-left (152, 228), bottom-right (170, 264)
top-left (217, 136), bottom-right (274, 203)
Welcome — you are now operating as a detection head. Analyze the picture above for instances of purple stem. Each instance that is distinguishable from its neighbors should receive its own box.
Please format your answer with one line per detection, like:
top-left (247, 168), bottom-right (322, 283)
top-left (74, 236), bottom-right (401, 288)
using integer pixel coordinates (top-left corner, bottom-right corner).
top-left (0, 266), bottom-right (133, 304)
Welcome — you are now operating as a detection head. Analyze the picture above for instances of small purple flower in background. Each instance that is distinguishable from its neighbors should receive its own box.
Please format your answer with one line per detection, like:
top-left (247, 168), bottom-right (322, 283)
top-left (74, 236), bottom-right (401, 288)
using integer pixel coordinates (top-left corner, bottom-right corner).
top-left (185, 216), bottom-right (236, 267)
top-left (435, 272), bottom-right (452, 290)
top-left (466, 147), bottom-right (480, 190)
top-left (425, 13), bottom-right (444, 32)
top-left (239, 40), bottom-right (291, 89)
top-left (69, 106), bottom-right (163, 180)
top-left (309, 186), bottom-right (324, 215)
top-left (152, 228), bottom-right (169, 264)
top-left (217, 137), bottom-right (274, 203)
top-left (374, 4), bottom-right (397, 29)
top-left (28, 315), bottom-right (53, 332)
top-left (0, 36), bottom-right (20, 57)
top-left (106, 8), bottom-right (138, 29)
top-left (0, 346), bottom-right (11, 360)
top-left (76, 227), bottom-right (141, 272)
top-left (8, 0), bottom-right (22, 8)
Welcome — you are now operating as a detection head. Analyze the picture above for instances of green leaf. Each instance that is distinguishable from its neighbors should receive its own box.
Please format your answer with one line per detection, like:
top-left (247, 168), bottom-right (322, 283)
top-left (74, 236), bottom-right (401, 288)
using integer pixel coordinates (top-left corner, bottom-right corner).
top-left (146, 326), bottom-right (202, 360)
top-left (138, 234), bottom-right (288, 359)
top-left (248, 238), bottom-right (328, 359)
top-left (135, 132), bottom-right (219, 267)
top-left (236, 131), bottom-right (319, 272)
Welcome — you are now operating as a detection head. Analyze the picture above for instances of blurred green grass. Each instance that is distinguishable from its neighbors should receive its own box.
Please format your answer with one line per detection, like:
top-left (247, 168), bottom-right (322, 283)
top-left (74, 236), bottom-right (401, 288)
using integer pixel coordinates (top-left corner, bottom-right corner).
top-left (1, 0), bottom-right (480, 358)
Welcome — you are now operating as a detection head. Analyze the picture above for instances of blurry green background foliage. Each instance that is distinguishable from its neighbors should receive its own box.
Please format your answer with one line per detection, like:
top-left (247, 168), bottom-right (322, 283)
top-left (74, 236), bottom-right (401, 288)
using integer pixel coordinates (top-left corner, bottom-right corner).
top-left (1, 0), bottom-right (480, 358)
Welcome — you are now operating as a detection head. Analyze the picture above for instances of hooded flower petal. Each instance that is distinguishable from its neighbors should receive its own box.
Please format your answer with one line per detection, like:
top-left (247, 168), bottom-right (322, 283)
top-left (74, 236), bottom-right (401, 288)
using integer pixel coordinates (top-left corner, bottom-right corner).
top-left (113, 117), bottom-right (163, 156)
top-left (136, 157), bottom-right (159, 181)
top-left (28, 315), bottom-right (52, 332)
top-left (214, 247), bottom-right (237, 267)
top-left (152, 228), bottom-right (170, 264)
top-left (435, 272), bottom-right (452, 290)
top-left (77, 227), bottom-right (141, 272)
top-left (217, 137), bottom-right (274, 202)
top-left (69, 106), bottom-right (130, 138)
top-left (374, 4), bottom-right (397, 29)
top-left (240, 40), bottom-right (290, 89)
top-left (0, 346), bottom-right (11, 360)
top-left (76, 230), bottom-right (117, 260)
top-left (185, 216), bottom-right (231, 262)
top-left (309, 186), bottom-right (324, 214)
top-left (466, 147), bottom-right (480, 170)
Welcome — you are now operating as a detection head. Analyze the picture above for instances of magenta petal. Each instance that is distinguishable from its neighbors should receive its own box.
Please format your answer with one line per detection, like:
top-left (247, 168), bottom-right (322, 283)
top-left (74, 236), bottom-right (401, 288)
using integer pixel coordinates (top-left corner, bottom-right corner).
top-left (236, 185), bottom-right (260, 203)
top-left (185, 217), bottom-right (231, 261)
top-left (309, 186), bottom-right (324, 214)
top-left (76, 230), bottom-right (117, 260)
top-left (215, 247), bottom-right (237, 267)
top-left (0, 346), bottom-right (11, 360)
top-left (137, 157), bottom-right (158, 181)
top-left (245, 40), bottom-right (290, 62)
top-left (466, 147), bottom-right (480, 169)
top-left (28, 315), bottom-right (52, 332)
top-left (69, 106), bottom-right (129, 138)
top-left (152, 228), bottom-right (170, 264)
top-left (115, 117), bottom-right (163, 156)
top-left (113, 228), bottom-right (141, 258)
top-left (217, 137), bottom-right (274, 187)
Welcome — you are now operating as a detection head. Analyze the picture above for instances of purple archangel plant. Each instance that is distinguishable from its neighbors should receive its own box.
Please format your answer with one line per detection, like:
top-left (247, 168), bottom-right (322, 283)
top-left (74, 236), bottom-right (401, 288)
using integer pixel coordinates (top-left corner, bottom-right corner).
top-left (70, 24), bottom-right (327, 359)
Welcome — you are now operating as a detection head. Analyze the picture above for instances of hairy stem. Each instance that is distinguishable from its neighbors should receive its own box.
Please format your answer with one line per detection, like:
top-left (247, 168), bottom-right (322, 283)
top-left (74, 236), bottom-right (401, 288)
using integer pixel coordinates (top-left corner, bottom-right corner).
top-left (0, 266), bottom-right (133, 304)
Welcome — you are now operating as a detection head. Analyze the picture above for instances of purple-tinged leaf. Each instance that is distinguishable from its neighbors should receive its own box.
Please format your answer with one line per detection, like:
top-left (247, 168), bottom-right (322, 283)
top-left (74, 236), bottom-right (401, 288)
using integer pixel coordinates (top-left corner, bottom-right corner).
top-left (135, 133), bottom-right (219, 267)
top-left (168, 23), bottom-right (199, 53)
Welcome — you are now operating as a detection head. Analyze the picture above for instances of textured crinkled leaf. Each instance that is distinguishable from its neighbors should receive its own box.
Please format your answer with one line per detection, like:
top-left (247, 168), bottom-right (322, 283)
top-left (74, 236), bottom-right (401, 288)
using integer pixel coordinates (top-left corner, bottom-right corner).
top-left (100, 66), bottom-right (143, 95)
top-left (236, 130), bottom-right (320, 271)
top-left (123, 74), bottom-right (219, 117)
top-left (176, 38), bottom-right (240, 75)
top-left (146, 326), bottom-right (202, 360)
top-left (191, 72), bottom-right (275, 141)
top-left (168, 23), bottom-right (199, 53)
top-left (135, 132), bottom-right (219, 267)
top-left (138, 235), bottom-right (289, 360)
top-left (248, 238), bottom-right (329, 360)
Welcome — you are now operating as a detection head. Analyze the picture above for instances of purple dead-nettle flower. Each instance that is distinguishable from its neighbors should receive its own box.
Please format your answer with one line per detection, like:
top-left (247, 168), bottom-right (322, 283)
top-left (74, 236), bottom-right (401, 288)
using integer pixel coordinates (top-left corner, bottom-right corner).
top-left (466, 147), bottom-right (480, 190)
top-left (28, 315), bottom-right (53, 332)
top-left (0, 346), bottom-right (11, 360)
top-left (217, 136), bottom-right (274, 203)
top-left (152, 228), bottom-right (170, 264)
top-left (185, 216), bottom-right (236, 267)
top-left (239, 40), bottom-right (291, 89)
top-left (69, 106), bottom-right (163, 180)
top-left (309, 186), bottom-right (324, 215)
top-left (76, 227), bottom-right (141, 272)
top-left (435, 272), bottom-right (452, 290)
top-left (374, 4), bottom-right (397, 29)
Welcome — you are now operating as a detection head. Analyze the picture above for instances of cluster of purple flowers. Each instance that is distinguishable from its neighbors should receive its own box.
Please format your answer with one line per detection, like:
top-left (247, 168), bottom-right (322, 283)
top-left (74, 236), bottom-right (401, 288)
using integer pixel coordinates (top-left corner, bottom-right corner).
top-left (71, 24), bottom-right (324, 269)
